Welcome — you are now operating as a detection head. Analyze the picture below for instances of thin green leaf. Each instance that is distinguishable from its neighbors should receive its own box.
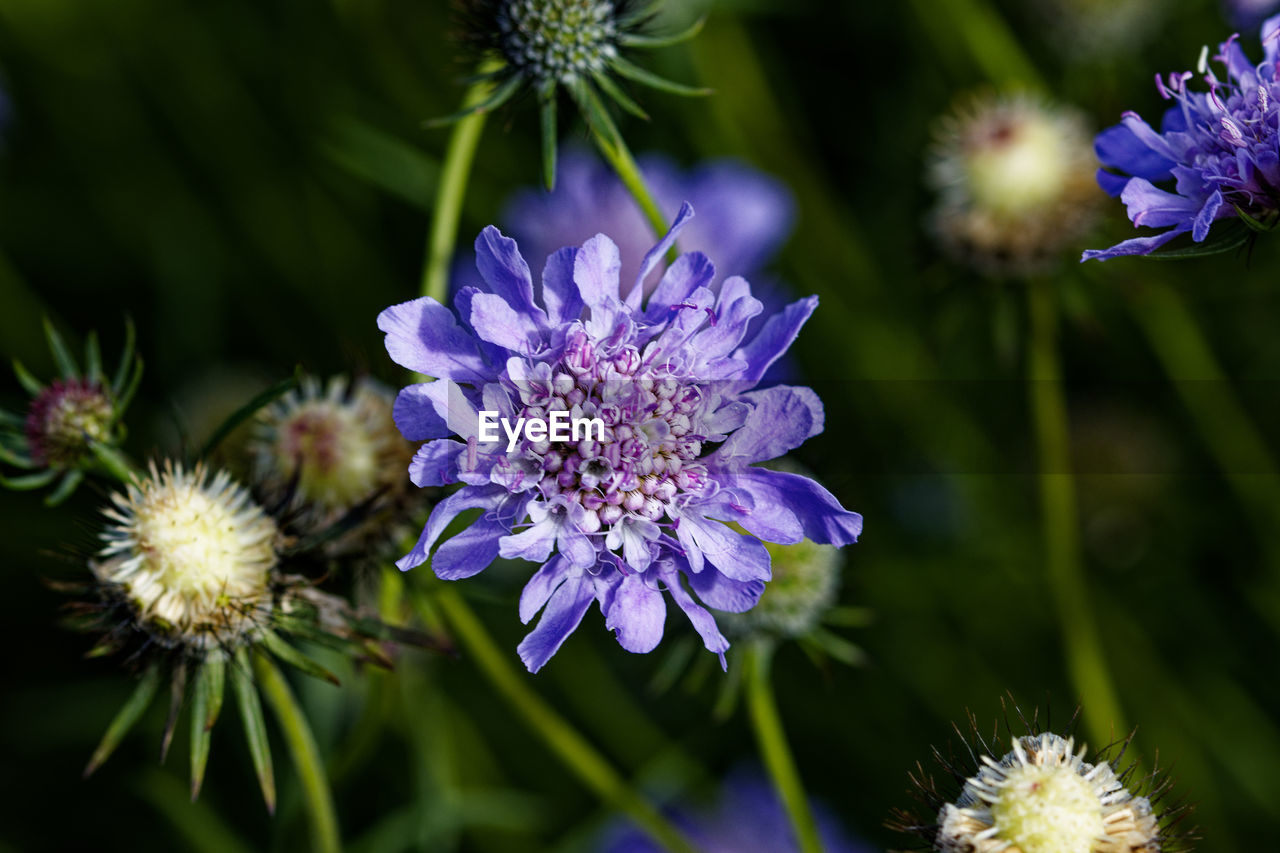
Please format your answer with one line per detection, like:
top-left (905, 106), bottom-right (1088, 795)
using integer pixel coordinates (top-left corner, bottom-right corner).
top-left (1147, 222), bottom-right (1251, 259)
top-left (112, 317), bottom-right (136, 398)
top-left (593, 71), bottom-right (650, 121)
top-left (619, 15), bottom-right (706, 48)
top-left (0, 442), bottom-right (36, 469)
top-left (44, 469), bottom-right (84, 507)
top-left (203, 652), bottom-right (227, 731)
top-left (539, 88), bottom-right (558, 192)
top-left (0, 469), bottom-right (57, 491)
top-left (197, 372), bottom-right (298, 460)
top-left (85, 664), bottom-right (162, 777)
top-left (85, 331), bottom-right (103, 385)
top-left (424, 73), bottom-right (524, 128)
top-left (568, 78), bottom-right (625, 155)
top-left (0, 407), bottom-right (23, 426)
top-left (260, 629), bottom-right (340, 686)
top-left (822, 605), bottom-right (875, 628)
top-left (809, 627), bottom-right (868, 667)
top-left (160, 661), bottom-right (189, 763)
top-left (12, 359), bottom-right (44, 395)
top-left (1233, 205), bottom-right (1279, 233)
top-left (608, 55), bottom-right (712, 97)
top-left (189, 661), bottom-right (217, 799)
top-left (109, 356), bottom-right (144, 427)
top-left (43, 317), bottom-right (79, 379)
top-left (232, 647), bottom-right (276, 813)
top-left (320, 117), bottom-right (440, 210)
top-left (89, 442), bottom-right (138, 484)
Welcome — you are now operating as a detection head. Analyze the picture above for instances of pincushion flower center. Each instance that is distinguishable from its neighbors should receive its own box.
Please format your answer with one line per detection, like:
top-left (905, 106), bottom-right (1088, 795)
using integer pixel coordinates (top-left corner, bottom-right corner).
top-left (967, 116), bottom-right (1071, 218)
top-left (989, 763), bottom-right (1106, 853)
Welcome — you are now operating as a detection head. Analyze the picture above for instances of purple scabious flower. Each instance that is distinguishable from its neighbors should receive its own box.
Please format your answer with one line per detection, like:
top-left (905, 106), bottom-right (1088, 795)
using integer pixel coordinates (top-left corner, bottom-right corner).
top-left (598, 768), bottom-right (874, 853)
top-left (501, 149), bottom-right (795, 291)
top-left (1084, 15), bottom-right (1280, 261)
top-left (1225, 0), bottom-right (1280, 29)
top-left (378, 205), bottom-right (862, 672)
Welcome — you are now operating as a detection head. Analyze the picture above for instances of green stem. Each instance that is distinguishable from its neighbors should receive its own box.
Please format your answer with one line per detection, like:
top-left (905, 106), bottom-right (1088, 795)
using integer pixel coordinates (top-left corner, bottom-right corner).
top-left (89, 441), bottom-right (140, 485)
top-left (431, 586), bottom-right (699, 853)
top-left (420, 75), bottom-right (495, 302)
top-left (907, 0), bottom-right (1046, 90)
top-left (253, 654), bottom-right (341, 853)
top-left (1127, 284), bottom-right (1280, 621)
top-left (575, 83), bottom-right (668, 239)
top-left (744, 643), bottom-right (823, 853)
top-left (1027, 279), bottom-right (1128, 754)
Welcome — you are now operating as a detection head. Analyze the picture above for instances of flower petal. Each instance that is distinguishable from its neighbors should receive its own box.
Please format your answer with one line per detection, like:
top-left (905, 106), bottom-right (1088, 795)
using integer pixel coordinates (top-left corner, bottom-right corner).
top-left (408, 440), bottom-right (462, 487)
top-left (733, 296), bottom-right (817, 384)
top-left (517, 572), bottom-right (596, 672)
top-left (377, 297), bottom-right (488, 383)
top-left (712, 385), bottom-right (824, 464)
top-left (605, 573), bottom-right (667, 653)
top-left (733, 467), bottom-right (863, 547)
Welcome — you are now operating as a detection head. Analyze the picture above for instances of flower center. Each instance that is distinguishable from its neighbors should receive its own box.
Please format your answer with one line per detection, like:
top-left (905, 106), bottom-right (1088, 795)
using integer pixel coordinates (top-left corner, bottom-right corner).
top-left (96, 465), bottom-right (278, 646)
top-left (966, 114), bottom-right (1071, 218)
top-left (989, 763), bottom-right (1106, 853)
top-left (273, 401), bottom-right (381, 510)
top-left (25, 379), bottom-right (112, 467)
top-left (502, 331), bottom-right (712, 537)
top-left (497, 0), bottom-right (619, 84)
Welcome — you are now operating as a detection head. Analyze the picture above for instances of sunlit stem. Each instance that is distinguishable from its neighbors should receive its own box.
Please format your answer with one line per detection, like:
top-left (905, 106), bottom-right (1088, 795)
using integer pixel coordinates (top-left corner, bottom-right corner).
top-left (1027, 279), bottom-right (1129, 756)
top-left (253, 654), bottom-right (341, 853)
top-left (431, 585), bottom-right (699, 853)
top-left (420, 67), bottom-right (500, 302)
top-left (744, 642), bottom-right (824, 853)
top-left (574, 83), bottom-right (669, 241)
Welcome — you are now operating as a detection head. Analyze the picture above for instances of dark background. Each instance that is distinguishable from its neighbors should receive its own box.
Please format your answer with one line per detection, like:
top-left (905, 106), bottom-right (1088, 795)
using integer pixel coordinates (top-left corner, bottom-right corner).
top-left (2, 0), bottom-right (1279, 850)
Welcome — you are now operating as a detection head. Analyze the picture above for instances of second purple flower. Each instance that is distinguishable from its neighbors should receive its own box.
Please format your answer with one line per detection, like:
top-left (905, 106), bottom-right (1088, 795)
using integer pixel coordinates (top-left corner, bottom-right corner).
top-left (378, 204), bottom-right (862, 672)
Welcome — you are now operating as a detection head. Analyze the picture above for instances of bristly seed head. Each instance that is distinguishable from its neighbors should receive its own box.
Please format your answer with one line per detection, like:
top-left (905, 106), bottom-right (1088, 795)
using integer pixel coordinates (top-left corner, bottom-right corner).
top-left (936, 733), bottom-right (1162, 853)
top-left (496, 0), bottom-right (620, 84)
top-left (252, 376), bottom-right (408, 517)
top-left (928, 93), bottom-right (1100, 275)
top-left (93, 461), bottom-right (279, 649)
top-left (24, 378), bottom-right (113, 468)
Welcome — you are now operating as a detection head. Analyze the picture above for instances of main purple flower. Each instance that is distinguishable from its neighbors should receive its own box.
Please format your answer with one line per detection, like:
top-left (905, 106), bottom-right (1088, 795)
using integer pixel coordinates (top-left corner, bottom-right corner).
top-left (378, 204), bottom-right (861, 672)
top-left (501, 149), bottom-right (795, 290)
top-left (1083, 15), bottom-right (1280, 261)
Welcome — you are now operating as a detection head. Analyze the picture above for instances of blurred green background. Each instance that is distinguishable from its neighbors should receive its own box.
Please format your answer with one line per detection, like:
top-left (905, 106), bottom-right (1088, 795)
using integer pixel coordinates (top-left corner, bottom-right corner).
top-left (3, 0), bottom-right (1279, 850)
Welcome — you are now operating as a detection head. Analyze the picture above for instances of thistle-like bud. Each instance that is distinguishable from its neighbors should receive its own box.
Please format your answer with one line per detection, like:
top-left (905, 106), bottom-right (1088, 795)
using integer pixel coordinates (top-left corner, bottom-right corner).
top-left (447, 1), bottom-right (709, 189)
top-left (1, 319), bottom-right (142, 504)
top-left (891, 711), bottom-right (1187, 853)
top-left (928, 94), bottom-right (1100, 276)
top-left (249, 375), bottom-right (418, 558)
top-left (94, 461), bottom-right (278, 648)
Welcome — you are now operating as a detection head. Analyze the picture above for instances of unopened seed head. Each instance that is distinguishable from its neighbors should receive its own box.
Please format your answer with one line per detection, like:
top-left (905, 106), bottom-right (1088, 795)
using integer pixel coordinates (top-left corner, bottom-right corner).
top-left (936, 733), bottom-right (1161, 853)
top-left (94, 461), bottom-right (278, 649)
top-left (24, 378), bottom-right (113, 468)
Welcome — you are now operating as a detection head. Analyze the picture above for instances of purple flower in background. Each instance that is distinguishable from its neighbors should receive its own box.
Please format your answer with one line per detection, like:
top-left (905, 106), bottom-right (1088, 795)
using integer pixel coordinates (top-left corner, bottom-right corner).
top-left (502, 149), bottom-right (795, 292)
top-left (599, 769), bottom-right (874, 853)
top-left (1084, 15), bottom-right (1280, 261)
top-left (1225, 0), bottom-right (1280, 28)
top-left (378, 205), bottom-right (861, 672)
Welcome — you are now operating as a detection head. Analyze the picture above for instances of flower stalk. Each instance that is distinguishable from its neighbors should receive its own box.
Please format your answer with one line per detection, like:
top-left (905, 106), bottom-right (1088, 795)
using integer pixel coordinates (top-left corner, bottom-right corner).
top-left (253, 652), bottom-right (342, 853)
top-left (1027, 278), bottom-right (1128, 756)
top-left (744, 642), bottom-right (823, 853)
top-left (421, 65), bottom-right (500, 302)
top-left (431, 585), bottom-right (700, 853)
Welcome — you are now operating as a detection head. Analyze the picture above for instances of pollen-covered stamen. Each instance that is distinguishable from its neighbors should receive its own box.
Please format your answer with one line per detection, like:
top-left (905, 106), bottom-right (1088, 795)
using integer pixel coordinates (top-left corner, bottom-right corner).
top-left (936, 733), bottom-right (1162, 853)
top-left (24, 378), bottom-right (113, 468)
top-left (505, 335), bottom-right (717, 562)
top-left (496, 0), bottom-right (620, 84)
top-left (93, 462), bottom-right (279, 649)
